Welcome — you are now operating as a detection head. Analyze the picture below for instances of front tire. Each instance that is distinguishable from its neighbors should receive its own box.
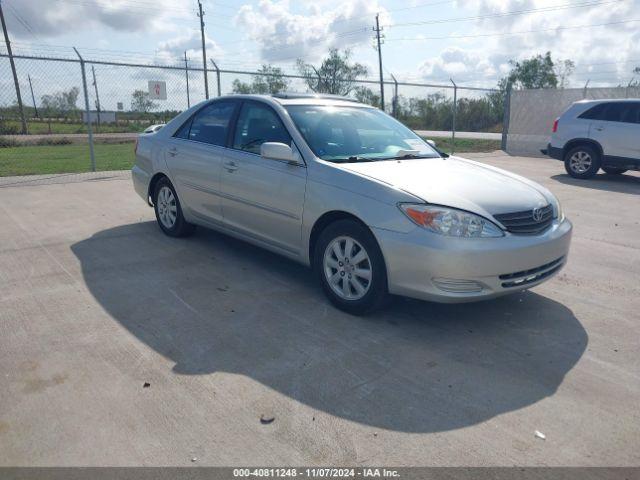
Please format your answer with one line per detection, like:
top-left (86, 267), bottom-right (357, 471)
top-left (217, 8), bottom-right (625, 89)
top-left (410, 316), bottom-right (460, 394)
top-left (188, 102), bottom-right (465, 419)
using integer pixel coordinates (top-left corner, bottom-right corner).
top-left (564, 145), bottom-right (601, 179)
top-left (153, 177), bottom-right (195, 237)
top-left (314, 219), bottom-right (388, 315)
top-left (601, 166), bottom-right (627, 175)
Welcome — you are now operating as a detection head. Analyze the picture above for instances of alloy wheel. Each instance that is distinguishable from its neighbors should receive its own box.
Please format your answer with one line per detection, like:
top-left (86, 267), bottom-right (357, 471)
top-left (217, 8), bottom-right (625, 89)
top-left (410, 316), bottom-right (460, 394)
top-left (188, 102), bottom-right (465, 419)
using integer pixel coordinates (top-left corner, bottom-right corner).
top-left (157, 186), bottom-right (177, 229)
top-left (323, 236), bottom-right (372, 301)
top-left (569, 151), bottom-right (592, 174)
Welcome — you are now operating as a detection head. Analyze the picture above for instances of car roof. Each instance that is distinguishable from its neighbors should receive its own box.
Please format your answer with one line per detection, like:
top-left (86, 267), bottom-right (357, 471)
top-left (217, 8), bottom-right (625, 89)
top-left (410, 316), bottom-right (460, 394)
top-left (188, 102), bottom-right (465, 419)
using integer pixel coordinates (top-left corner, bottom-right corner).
top-left (215, 93), bottom-right (375, 108)
top-left (575, 98), bottom-right (640, 105)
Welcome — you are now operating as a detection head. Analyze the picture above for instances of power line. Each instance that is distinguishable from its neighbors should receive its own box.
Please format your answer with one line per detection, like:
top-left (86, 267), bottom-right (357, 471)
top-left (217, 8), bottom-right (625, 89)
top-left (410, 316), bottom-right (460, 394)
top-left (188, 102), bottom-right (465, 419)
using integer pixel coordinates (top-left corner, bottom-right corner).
top-left (385, 18), bottom-right (640, 42)
top-left (386, 0), bottom-right (626, 29)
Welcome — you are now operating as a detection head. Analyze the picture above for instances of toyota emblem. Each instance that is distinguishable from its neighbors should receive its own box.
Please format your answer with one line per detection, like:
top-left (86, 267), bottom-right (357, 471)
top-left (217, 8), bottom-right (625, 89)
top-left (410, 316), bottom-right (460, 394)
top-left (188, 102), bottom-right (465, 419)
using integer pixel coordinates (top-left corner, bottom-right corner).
top-left (532, 207), bottom-right (543, 222)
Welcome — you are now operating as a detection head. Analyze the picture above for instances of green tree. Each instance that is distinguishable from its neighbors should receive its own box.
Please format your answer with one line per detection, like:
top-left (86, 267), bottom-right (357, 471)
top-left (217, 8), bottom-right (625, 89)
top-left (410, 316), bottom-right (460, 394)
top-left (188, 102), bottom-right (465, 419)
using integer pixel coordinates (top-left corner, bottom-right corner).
top-left (297, 49), bottom-right (368, 96)
top-left (353, 86), bottom-right (380, 107)
top-left (555, 59), bottom-right (576, 88)
top-left (131, 90), bottom-right (157, 113)
top-left (40, 87), bottom-right (80, 118)
top-left (231, 64), bottom-right (290, 94)
top-left (501, 52), bottom-right (559, 89)
top-left (630, 67), bottom-right (640, 87)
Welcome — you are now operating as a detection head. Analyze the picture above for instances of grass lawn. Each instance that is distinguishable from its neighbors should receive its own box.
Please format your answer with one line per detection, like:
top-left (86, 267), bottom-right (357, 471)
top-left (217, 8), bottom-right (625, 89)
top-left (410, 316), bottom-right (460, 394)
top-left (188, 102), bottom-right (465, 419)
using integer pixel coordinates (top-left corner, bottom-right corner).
top-left (0, 136), bottom-right (503, 177)
top-left (424, 136), bottom-right (501, 153)
top-left (0, 143), bottom-right (135, 177)
top-left (2, 120), bottom-right (147, 135)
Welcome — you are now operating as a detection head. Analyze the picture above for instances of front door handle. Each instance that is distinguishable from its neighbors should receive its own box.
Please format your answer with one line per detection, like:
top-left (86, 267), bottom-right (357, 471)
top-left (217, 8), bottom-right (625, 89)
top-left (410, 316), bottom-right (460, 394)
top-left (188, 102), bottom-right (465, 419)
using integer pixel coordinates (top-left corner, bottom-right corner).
top-left (224, 161), bottom-right (238, 172)
top-left (168, 147), bottom-right (178, 157)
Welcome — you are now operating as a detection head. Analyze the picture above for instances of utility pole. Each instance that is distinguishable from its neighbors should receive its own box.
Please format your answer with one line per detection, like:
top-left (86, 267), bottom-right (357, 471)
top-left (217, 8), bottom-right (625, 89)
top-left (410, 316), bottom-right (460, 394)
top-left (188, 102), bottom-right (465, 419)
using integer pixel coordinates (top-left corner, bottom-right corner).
top-left (197, 0), bottom-right (209, 99)
top-left (184, 51), bottom-right (190, 108)
top-left (0, 0), bottom-right (27, 133)
top-left (27, 74), bottom-right (38, 118)
top-left (373, 13), bottom-right (385, 112)
top-left (91, 65), bottom-right (101, 131)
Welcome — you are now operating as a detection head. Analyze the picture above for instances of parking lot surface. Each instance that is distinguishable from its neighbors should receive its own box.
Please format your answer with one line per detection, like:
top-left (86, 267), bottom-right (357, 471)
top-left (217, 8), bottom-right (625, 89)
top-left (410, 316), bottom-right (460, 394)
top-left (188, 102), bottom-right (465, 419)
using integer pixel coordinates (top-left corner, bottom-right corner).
top-left (0, 153), bottom-right (638, 466)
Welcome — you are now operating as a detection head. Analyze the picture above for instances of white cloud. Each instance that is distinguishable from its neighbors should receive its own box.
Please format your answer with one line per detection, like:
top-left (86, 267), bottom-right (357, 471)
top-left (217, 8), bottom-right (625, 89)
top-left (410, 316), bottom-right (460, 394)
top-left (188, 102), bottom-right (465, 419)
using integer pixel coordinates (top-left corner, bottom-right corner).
top-left (233, 0), bottom-right (391, 63)
top-left (156, 31), bottom-right (223, 65)
top-left (3, 0), bottom-right (190, 38)
top-left (409, 0), bottom-right (640, 87)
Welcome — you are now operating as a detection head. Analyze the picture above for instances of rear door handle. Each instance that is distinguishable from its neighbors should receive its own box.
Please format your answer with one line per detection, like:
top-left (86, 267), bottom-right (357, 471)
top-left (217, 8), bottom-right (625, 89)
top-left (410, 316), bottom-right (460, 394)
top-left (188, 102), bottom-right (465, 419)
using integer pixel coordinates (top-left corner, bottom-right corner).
top-left (168, 147), bottom-right (178, 157)
top-left (224, 161), bottom-right (238, 172)
top-left (594, 126), bottom-right (605, 132)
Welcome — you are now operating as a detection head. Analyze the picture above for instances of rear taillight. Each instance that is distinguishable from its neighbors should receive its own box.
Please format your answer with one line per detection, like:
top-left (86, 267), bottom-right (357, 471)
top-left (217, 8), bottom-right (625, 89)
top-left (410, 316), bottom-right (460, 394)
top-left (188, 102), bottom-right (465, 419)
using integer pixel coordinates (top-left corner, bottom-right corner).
top-left (552, 118), bottom-right (559, 133)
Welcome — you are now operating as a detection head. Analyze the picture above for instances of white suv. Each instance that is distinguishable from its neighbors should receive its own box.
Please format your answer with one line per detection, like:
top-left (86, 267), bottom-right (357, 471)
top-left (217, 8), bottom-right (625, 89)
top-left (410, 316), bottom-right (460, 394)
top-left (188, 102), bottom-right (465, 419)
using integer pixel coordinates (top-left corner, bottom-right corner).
top-left (543, 99), bottom-right (640, 179)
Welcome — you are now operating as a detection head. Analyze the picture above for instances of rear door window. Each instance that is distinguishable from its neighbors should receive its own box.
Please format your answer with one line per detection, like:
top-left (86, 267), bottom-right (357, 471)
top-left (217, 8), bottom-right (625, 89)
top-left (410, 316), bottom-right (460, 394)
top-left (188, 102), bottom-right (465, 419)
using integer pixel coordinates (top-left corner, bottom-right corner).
top-left (602, 103), bottom-right (628, 123)
top-left (173, 118), bottom-right (193, 139)
top-left (188, 101), bottom-right (237, 146)
top-left (620, 103), bottom-right (640, 124)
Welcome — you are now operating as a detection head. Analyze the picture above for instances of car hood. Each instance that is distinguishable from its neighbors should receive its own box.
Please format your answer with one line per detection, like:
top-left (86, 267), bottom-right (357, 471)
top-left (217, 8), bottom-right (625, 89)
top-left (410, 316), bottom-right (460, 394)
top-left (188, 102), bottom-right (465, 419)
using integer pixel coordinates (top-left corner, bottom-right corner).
top-left (337, 156), bottom-right (550, 217)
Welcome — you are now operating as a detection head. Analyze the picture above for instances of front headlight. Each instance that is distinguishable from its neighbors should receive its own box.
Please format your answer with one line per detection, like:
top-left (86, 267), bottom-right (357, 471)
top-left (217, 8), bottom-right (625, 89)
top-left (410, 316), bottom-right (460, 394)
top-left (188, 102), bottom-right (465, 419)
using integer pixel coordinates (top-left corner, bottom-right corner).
top-left (399, 204), bottom-right (504, 238)
top-left (551, 196), bottom-right (565, 222)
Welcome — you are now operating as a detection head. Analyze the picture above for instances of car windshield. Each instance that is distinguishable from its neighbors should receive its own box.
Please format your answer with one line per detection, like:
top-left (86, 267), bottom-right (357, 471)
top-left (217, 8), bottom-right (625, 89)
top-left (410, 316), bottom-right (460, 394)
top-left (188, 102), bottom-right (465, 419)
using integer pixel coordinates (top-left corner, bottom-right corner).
top-left (285, 105), bottom-right (441, 162)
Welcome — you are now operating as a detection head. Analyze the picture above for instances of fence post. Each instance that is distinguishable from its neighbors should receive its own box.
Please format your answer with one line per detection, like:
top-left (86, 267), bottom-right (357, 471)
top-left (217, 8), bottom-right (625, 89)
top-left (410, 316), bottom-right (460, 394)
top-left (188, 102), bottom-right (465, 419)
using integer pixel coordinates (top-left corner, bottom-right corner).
top-left (73, 48), bottom-right (96, 172)
top-left (184, 51), bottom-right (190, 108)
top-left (390, 73), bottom-right (399, 118)
top-left (583, 79), bottom-right (590, 99)
top-left (501, 82), bottom-right (512, 153)
top-left (0, 0), bottom-right (27, 134)
top-left (210, 60), bottom-right (221, 97)
top-left (450, 78), bottom-right (457, 155)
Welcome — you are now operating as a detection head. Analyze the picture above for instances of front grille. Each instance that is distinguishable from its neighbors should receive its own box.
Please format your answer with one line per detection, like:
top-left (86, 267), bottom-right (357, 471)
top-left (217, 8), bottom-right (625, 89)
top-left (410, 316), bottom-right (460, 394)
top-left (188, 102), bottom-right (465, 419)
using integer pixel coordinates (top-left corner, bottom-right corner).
top-left (493, 204), bottom-right (554, 235)
top-left (499, 257), bottom-right (564, 288)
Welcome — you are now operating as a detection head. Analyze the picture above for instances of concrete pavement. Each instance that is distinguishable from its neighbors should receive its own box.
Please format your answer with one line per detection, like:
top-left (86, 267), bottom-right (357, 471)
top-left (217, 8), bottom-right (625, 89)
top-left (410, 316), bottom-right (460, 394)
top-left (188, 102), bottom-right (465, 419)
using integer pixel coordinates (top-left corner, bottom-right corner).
top-left (0, 153), bottom-right (638, 466)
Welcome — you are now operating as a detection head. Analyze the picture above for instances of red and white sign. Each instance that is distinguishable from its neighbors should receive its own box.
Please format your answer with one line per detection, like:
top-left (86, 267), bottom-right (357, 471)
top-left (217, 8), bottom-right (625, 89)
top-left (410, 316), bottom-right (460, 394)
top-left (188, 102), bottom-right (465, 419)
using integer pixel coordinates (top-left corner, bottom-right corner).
top-left (148, 81), bottom-right (167, 100)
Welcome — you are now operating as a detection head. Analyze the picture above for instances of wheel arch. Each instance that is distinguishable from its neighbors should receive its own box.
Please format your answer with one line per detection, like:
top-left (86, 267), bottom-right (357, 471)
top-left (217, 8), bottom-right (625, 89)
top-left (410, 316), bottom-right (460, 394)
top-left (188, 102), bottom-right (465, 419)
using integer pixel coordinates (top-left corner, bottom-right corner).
top-left (308, 210), bottom-right (385, 270)
top-left (563, 138), bottom-right (603, 159)
top-left (147, 172), bottom-right (170, 206)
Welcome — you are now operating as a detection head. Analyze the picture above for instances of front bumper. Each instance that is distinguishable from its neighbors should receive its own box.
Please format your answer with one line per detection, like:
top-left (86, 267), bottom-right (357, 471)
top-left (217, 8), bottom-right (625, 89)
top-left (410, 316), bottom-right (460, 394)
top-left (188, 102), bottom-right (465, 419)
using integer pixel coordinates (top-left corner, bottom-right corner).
top-left (372, 219), bottom-right (572, 303)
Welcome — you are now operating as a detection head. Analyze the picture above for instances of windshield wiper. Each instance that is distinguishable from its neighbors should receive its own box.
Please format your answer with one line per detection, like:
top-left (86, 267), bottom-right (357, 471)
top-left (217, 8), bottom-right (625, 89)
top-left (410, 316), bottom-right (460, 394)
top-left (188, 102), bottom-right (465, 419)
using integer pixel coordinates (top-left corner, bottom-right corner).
top-left (378, 153), bottom-right (433, 160)
top-left (329, 156), bottom-right (376, 163)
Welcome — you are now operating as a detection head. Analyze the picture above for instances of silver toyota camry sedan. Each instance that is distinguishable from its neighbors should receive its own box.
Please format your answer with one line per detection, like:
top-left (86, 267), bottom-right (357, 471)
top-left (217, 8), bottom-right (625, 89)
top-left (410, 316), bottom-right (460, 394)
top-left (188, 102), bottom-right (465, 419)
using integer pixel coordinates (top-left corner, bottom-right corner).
top-left (132, 93), bottom-right (572, 314)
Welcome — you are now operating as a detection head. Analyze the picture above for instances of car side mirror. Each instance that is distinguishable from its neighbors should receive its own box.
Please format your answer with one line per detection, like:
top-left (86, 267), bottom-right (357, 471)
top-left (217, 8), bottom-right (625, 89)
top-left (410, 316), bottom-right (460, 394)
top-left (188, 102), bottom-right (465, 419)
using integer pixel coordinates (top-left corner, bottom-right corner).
top-left (260, 142), bottom-right (301, 165)
top-left (426, 139), bottom-right (436, 147)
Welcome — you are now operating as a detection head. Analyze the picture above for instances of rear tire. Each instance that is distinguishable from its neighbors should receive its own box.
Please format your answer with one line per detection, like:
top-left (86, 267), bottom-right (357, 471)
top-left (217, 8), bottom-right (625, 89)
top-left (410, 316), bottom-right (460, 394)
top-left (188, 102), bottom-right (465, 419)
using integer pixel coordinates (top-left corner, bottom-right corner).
top-left (564, 145), bottom-right (601, 179)
top-left (314, 219), bottom-right (388, 315)
top-left (153, 177), bottom-right (195, 237)
top-left (601, 166), bottom-right (627, 175)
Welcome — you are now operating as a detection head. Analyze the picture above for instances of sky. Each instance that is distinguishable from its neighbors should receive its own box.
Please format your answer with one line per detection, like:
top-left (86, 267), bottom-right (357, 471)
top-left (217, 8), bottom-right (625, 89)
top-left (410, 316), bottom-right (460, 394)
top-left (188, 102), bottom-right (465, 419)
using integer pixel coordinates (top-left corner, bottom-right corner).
top-left (1, 0), bottom-right (639, 109)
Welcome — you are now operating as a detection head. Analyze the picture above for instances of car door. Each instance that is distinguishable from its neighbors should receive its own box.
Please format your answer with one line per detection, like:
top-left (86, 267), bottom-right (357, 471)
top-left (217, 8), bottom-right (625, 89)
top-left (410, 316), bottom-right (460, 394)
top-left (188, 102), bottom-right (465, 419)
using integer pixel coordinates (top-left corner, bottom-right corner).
top-left (164, 100), bottom-right (238, 224)
top-left (219, 100), bottom-right (307, 257)
top-left (590, 101), bottom-right (640, 162)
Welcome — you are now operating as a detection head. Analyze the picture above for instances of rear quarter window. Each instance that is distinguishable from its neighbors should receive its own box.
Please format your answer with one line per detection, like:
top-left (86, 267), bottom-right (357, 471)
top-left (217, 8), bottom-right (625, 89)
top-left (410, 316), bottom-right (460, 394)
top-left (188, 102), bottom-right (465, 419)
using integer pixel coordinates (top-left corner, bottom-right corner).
top-left (578, 103), bottom-right (606, 120)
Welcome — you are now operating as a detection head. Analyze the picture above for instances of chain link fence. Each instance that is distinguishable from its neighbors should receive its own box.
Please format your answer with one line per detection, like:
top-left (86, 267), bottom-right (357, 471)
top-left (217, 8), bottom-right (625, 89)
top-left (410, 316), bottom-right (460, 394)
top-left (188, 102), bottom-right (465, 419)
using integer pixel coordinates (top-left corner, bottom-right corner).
top-left (504, 85), bottom-right (640, 157)
top-left (1, 51), bottom-right (503, 173)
